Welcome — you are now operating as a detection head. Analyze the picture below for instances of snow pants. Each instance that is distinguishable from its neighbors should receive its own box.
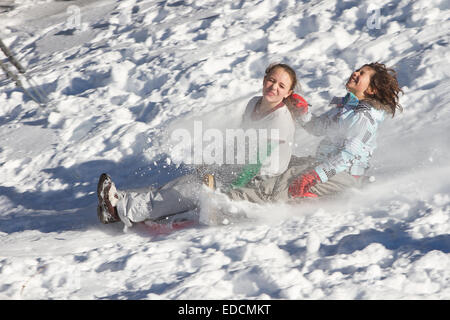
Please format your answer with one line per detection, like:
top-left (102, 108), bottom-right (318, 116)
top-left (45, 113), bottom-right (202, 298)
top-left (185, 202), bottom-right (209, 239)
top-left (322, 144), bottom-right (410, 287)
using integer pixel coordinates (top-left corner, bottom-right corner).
top-left (116, 173), bottom-right (204, 224)
top-left (226, 156), bottom-right (363, 204)
top-left (116, 156), bottom-right (363, 224)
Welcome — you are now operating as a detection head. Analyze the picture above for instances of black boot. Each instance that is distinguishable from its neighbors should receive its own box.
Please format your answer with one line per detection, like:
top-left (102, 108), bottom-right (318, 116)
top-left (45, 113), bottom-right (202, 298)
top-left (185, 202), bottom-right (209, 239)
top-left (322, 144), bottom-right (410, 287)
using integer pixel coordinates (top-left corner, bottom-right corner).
top-left (97, 173), bottom-right (120, 224)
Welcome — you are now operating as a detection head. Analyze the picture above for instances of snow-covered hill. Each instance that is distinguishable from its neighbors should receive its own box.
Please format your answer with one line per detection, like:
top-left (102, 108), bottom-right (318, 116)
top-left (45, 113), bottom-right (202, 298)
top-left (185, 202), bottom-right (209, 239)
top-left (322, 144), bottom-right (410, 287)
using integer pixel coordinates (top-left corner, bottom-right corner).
top-left (0, 0), bottom-right (449, 299)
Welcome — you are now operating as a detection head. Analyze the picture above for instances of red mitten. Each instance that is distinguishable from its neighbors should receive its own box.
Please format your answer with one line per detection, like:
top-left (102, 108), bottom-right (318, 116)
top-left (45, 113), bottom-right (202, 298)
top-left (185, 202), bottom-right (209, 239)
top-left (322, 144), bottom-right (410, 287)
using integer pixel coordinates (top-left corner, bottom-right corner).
top-left (288, 170), bottom-right (321, 198)
top-left (285, 93), bottom-right (308, 115)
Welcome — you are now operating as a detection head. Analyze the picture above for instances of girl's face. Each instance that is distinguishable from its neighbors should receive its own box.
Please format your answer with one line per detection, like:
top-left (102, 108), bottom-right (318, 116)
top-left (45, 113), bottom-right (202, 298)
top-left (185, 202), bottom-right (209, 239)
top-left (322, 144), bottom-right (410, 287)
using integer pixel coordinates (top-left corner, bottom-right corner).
top-left (346, 66), bottom-right (375, 100)
top-left (262, 67), bottom-right (293, 106)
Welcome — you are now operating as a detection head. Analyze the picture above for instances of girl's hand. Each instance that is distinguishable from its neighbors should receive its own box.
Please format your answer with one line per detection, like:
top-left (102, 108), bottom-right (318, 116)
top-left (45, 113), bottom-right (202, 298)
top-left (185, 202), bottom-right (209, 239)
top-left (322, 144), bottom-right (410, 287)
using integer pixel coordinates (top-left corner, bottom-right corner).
top-left (285, 93), bottom-right (309, 117)
top-left (288, 170), bottom-right (321, 198)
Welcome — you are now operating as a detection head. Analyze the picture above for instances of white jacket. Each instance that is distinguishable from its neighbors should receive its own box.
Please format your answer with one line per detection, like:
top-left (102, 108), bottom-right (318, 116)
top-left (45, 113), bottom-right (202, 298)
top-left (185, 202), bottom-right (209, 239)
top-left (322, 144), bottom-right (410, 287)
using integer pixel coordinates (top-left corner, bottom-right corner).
top-left (241, 96), bottom-right (295, 176)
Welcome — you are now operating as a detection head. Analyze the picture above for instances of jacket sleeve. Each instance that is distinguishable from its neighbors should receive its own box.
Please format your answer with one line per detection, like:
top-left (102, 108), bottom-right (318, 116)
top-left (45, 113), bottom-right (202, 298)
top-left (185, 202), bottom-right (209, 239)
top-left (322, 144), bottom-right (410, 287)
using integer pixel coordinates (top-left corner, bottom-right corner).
top-left (303, 108), bottom-right (338, 137)
top-left (301, 97), bottom-right (344, 136)
top-left (313, 110), bottom-right (375, 183)
top-left (241, 97), bottom-right (259, 125)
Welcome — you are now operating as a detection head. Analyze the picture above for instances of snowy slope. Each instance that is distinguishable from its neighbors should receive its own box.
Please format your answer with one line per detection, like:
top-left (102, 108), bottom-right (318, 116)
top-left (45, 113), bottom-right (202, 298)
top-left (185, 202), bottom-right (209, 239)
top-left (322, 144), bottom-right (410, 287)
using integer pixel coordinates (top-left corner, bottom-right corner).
top-left (0, 0), bottom-right (449, 299)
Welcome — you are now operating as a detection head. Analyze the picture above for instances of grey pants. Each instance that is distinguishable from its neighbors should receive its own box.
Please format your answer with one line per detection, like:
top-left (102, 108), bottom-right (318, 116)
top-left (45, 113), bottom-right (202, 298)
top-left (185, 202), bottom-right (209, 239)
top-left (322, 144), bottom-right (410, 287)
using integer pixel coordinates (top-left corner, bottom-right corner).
top-left (116, 164), bottom-right (244, 223)
top-left (116, 173), bottom-right (203, 224)
top-left (226, 156), bottom-right (363, 204)
top-left (116, 157), bottom-right (363, 223)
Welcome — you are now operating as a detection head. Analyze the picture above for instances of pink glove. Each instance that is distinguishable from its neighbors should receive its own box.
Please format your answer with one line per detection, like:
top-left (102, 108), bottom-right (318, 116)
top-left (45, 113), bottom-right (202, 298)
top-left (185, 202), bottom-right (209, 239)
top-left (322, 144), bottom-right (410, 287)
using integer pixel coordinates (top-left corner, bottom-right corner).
top-left (288, 170), bottom-right (321, 198)
top-left (285, 93), bottom-right (309, 116)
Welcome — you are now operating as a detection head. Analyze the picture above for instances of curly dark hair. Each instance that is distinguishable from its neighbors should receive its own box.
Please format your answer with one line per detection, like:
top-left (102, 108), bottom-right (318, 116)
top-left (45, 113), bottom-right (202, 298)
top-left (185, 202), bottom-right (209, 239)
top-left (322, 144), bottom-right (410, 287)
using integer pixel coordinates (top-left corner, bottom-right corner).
top-left (363, 62), bottom-right (403, 117)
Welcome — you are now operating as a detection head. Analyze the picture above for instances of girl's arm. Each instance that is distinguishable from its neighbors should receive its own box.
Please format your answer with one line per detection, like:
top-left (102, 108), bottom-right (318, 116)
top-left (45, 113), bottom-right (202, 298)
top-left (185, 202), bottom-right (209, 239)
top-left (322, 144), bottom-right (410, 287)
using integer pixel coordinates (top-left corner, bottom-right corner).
top-left (300, 96), bottom-right (345, 137)
top-left (303, 108), bottom-right (337, 137)
top-left (241, 96), bottom-right (260, 125)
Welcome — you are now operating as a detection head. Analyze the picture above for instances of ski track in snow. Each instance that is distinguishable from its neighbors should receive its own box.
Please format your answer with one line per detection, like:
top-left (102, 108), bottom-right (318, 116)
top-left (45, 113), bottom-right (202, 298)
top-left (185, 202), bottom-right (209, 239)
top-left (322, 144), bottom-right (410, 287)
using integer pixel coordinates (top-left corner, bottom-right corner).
top-left (0, 0), bottom-right (449, 299)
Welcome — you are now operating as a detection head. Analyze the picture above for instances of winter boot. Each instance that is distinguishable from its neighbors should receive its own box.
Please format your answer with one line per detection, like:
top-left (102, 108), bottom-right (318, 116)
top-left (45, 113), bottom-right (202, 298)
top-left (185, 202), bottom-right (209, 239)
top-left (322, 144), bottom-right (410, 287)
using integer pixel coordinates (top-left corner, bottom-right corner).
top-left (97, 173), bottom-right (121, 224)
top-left (202, 173), bottom-right (216, 190)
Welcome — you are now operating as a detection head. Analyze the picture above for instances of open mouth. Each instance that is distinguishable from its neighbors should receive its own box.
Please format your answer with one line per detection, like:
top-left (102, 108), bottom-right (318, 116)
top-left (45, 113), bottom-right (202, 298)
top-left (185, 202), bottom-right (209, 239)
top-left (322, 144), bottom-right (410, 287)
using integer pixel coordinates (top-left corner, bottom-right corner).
top-left (348, 76), bottom-right (358, 85)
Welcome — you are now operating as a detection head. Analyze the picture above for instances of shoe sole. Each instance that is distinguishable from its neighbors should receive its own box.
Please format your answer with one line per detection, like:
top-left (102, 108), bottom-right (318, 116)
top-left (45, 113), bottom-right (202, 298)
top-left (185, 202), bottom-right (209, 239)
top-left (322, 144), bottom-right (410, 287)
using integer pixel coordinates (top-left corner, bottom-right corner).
top-left (203, 174), bottom-right (216, 190)
top-left (97, 173), bottom-right (120, 224)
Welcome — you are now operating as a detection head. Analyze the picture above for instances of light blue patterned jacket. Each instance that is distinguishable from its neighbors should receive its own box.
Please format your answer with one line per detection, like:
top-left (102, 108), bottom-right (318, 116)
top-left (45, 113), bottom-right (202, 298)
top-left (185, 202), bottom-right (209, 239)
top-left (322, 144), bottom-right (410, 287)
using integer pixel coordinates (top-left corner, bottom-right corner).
top-left (303, 92), bottom-right (387, 183)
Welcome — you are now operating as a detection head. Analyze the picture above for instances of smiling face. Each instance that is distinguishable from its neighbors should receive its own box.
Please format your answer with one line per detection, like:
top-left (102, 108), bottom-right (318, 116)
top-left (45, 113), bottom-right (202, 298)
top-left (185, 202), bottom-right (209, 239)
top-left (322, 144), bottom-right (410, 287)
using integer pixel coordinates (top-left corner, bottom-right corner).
top-left (262, 67), bottom-right (294, 107)
top-left (345, 65), bottom-right (376, 100)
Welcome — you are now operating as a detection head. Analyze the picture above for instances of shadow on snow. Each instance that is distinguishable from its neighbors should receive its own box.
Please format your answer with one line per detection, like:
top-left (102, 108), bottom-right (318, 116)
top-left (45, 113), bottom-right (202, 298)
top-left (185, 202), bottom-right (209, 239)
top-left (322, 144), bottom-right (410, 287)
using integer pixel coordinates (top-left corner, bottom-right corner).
top-left (0, 153), bottom-right (192, 234)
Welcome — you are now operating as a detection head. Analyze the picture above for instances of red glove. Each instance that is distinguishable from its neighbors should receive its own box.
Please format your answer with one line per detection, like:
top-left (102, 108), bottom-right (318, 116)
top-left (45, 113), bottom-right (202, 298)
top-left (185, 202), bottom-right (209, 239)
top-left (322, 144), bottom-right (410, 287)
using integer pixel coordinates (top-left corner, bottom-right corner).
top-left (289, 170), bottom-right (321, 198)
top-left (285, 93), bottom-right (308, 116)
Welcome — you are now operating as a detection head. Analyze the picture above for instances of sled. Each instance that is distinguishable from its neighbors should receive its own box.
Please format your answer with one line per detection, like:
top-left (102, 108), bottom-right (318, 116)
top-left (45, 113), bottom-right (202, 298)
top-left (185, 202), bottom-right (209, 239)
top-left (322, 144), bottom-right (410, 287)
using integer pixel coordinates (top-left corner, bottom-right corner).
top-left (140, 209), bottom-right (200, 235)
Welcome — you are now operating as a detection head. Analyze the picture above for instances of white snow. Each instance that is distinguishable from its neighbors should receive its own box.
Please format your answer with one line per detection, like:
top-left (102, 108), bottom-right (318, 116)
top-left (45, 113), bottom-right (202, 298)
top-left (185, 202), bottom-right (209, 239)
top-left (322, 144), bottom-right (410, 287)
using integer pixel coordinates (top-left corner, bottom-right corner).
top-left (0, 0), bottom-right (449, 300)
